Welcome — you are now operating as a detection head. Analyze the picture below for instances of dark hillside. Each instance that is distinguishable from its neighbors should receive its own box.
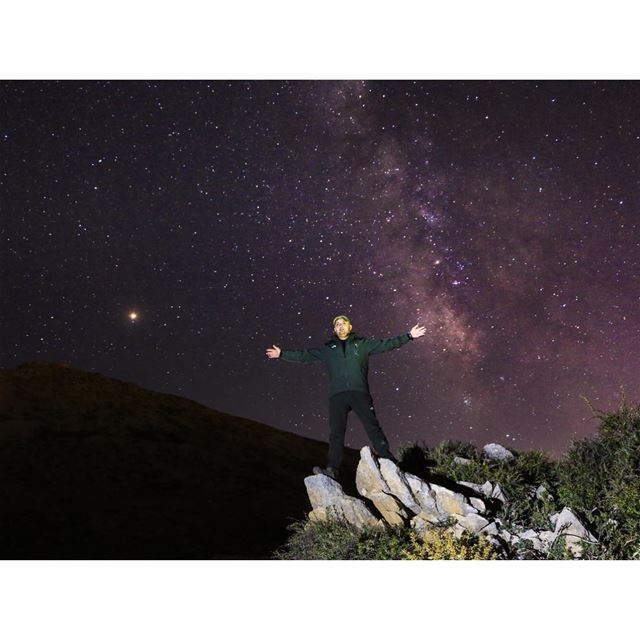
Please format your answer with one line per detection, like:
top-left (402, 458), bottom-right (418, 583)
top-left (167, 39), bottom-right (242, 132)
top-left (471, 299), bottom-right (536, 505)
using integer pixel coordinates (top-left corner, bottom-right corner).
top-left (0, 361), bottom-right (359, 559)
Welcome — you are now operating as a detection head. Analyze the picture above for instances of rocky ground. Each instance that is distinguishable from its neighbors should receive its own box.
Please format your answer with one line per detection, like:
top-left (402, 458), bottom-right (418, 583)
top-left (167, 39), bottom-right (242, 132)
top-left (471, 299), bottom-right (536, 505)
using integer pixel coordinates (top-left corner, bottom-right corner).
top-left (304, 445), bottom-right (599, 559)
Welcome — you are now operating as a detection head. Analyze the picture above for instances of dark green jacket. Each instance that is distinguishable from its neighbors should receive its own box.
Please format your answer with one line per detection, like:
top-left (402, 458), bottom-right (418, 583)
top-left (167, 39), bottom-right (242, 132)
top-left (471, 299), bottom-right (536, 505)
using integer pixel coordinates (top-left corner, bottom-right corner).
top-left (280, 331), bottom-right (413, 397)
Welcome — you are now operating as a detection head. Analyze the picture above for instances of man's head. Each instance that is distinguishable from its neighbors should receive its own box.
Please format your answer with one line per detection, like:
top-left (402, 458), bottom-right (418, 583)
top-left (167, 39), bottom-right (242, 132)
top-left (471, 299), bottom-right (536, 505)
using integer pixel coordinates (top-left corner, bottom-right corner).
top-left (333, 315), bottom-right (352, 340)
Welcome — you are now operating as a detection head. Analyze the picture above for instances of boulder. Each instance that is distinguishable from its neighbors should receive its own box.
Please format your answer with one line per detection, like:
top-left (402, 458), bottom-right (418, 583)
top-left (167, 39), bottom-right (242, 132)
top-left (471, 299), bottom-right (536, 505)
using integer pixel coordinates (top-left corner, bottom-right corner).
top-left (355, 447), bottom-right (410, 525)
top-left (520, 529), bottom-right (545, 552)
top-left (379, 458), bottom-right (422, 514)
top-left (491, 483), bottom-right (508, 503)
top-left (355, 446), bottom-right (387, 493)
top-left (552, 507), bottom-right (598, 557)
top-left (359, 448), bottom-right (480, 524)
top-left (453, 456), bottom-right (472, 465)
top-left (481, 481), bottom-right (493, 497)
top-left (405, 473), bottom-right (442, 522)
top-left (453, 512), bottom-right (491, 534)
top-left (430, 483), bottom-right (479, 517)
top-left (458, 480), bottom-right (506, 503)
top-left (485, 534), bottom-right (509, 558)
top-left (482, 443), bottom-right (515, 461)
top-left (520, 529), bottom-right (539, 540)
top-left (538, 530), bottom-right (556, 548)
top-left (479, 522), bottom-right (499, 536)
top-left (304, 474), bottom-right (382, 530)
top-left (497, 529), bottom-right (519, 545)
top-left (458, 480), bottom-right (485, 494)
top-left (470, 497), bottom-right (486, 513)
top-left (410, 514), bottom-right (434, 538)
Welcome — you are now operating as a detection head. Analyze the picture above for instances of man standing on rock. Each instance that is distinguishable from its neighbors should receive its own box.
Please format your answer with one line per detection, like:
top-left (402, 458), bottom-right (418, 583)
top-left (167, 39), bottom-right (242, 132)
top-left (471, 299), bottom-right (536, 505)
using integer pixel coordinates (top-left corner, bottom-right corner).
top-left (265, 315), bottom-right (426, 481)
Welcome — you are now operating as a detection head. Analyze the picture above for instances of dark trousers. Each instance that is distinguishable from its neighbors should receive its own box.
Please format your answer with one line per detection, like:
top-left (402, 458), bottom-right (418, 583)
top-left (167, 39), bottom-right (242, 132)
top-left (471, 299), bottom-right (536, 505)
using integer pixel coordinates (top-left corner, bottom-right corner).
top-left (327, 390), bottom-right (392, 469)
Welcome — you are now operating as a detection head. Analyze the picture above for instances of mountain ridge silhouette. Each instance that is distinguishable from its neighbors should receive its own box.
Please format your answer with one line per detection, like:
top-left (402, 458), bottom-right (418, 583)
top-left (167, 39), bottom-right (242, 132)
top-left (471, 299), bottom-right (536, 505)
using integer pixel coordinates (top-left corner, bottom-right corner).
top-left (0, 360), bottom-right (360, 559)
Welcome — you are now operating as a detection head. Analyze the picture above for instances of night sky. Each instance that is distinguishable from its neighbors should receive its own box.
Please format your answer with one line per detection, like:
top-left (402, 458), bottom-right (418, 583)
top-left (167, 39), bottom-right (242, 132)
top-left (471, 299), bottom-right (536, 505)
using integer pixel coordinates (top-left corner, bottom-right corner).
top-left (2, 80), bottom-right (639, 457)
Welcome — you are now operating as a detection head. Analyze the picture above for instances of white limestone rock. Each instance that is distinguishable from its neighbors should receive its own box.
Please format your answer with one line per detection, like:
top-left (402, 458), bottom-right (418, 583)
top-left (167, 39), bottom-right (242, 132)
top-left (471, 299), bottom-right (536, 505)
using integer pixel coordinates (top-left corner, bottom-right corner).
top-left (379, 457), bottom-right (422, 514)
top-left (355, 446), bottom-right (388, 496)
top-left (355, 447), bottom-right (410, 525)
top-left (491, 483), bottom-right (508, 503)
top-left (535, 485), bottom-right (553, 501)
top-left (479, 522), bottom-right (499, 536)
top-left (482, 443), bottom-right (515, 461)
top-left (458, 480), bottom-right (486, 494)
top-left (406, 473), bottom-right (441, 521)
top-left (410, 514), bottom-right (433, 538)
top-left (430, 483), bottom-right (479, 517)
top-left (453, 512), bottom-right (491, 534)
top-left (497, 529), bottom-right (519, 545)
top-left (553, 507), bottom-right (598, 557)
top-left (538, 530), bottom-right (556, 548)
top-left (481, 481), bottom-right (493, 497)
top-left (520, 529), bottom-right (539, 540)
top-left (304, 474), bottom-right (382, 530)
top-left (485, 534), bottom-right (509, 558)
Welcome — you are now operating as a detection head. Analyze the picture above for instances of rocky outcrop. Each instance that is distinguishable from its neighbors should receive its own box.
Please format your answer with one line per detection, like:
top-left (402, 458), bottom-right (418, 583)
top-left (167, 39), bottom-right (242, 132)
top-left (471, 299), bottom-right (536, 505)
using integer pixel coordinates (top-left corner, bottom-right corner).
top-left (303, 446), bottom-right (600, 559)
top-left (305, 447), bottom-right (505, 546)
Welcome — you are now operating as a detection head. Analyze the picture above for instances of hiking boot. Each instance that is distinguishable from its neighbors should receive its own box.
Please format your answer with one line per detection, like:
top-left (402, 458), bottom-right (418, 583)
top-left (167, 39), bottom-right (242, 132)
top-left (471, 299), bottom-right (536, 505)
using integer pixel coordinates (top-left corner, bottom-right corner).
top-left (313, 466), bottom-right (340, 481)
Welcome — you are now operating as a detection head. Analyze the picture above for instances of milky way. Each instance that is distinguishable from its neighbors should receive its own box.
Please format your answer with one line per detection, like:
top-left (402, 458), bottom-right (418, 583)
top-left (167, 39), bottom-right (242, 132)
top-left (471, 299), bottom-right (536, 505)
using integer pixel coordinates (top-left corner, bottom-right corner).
top-left (2, 80), bottom-right (639, 456)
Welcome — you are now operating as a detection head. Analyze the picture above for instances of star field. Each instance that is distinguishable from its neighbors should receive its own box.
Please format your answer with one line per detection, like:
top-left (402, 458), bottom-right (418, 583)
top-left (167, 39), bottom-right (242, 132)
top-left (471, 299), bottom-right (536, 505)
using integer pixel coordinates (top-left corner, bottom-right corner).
top-left (2, 80), bottom-right (639, 456)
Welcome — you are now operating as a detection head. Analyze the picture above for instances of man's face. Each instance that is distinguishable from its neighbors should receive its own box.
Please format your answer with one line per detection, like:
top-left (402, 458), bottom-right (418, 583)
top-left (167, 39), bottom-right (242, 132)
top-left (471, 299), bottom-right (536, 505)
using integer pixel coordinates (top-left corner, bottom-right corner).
top-left (334, 318), bottom-right (352, 339)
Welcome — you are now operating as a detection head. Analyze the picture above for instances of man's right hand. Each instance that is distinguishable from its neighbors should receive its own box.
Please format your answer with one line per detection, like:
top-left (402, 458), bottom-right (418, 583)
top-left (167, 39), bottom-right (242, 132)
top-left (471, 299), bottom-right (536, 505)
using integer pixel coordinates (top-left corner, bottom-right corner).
top-left (265, 345), bottom-right (281, 359)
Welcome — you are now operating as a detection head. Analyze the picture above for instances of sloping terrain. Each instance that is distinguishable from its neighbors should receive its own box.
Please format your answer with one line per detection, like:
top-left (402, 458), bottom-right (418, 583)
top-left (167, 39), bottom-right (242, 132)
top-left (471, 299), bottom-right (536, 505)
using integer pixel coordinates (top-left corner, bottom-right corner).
top-left (0, 361), bottom-right (359, 559)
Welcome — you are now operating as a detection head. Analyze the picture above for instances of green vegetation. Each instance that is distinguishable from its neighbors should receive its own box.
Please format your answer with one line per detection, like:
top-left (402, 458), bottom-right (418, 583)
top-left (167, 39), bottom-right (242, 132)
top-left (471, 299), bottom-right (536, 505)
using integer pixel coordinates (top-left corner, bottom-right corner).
top-left (274, 519), bottom-right (409, 560)
top-left (556, 395), bottom-right (640, 559)
top-left (403, 529), bottom-right (498, 560)
top-left (274, 519), bottom-right (497, 560)
top-left (399, 438), bottom-right (560, 535)
top-left (275, 396), bottom-right (640, 560)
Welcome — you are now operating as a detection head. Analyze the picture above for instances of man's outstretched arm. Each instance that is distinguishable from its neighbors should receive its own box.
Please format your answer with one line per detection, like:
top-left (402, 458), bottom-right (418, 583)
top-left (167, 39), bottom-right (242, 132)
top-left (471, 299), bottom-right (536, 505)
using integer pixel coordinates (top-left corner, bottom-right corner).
top-left (366, 323), bottom-right (426, 355)
top-left (265, 344), bottom-right (324, 363)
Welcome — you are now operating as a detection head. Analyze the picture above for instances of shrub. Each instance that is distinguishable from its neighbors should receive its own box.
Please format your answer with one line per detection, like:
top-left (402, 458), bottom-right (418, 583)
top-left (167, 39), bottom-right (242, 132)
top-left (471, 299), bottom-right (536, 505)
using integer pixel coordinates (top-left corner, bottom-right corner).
top-left (354, 525), bottom-right (415, 560)
top-left (274, 518), bottom-right (418, 560)
top-left (400, 441), bottom-right (559, 532)
top-left (273, 518), bottom-right (362, 560)
top-left (273, 518), bottom-right (498, 560)
top-left (433, 439), bottom-right (479, 460)
top-left (557, 397), bottom-right (640, 559)
top-left (514, 449), bottom-right (558, 487)
top-left (397, 441), bottom-right (432, 478)
top-left (402, 529), bottom-right (499, 560)
top-left (545, 534), bottom-right (574, 560)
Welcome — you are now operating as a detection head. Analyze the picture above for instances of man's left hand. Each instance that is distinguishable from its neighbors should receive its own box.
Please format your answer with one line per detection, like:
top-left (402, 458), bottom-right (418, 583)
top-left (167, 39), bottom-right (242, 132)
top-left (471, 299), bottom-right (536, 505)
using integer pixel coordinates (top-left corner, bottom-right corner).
top-left (410, 323), bottom-right (427, 339)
